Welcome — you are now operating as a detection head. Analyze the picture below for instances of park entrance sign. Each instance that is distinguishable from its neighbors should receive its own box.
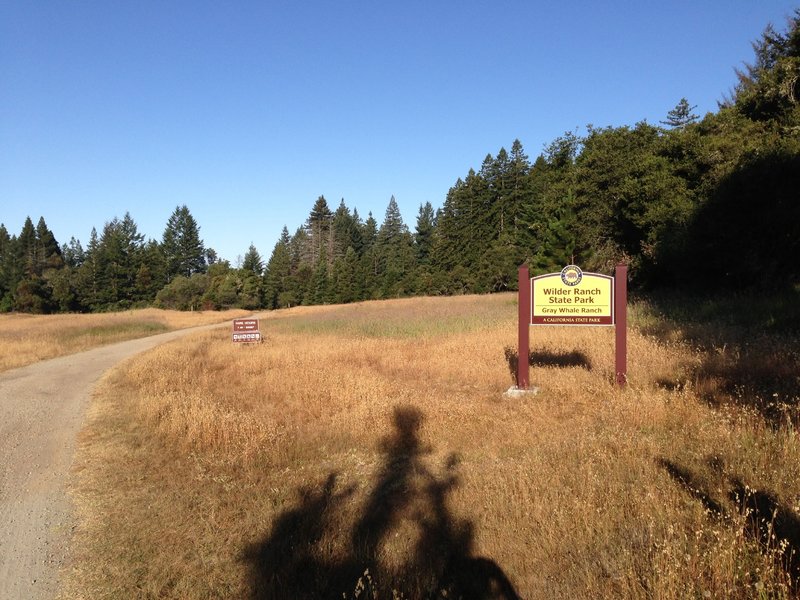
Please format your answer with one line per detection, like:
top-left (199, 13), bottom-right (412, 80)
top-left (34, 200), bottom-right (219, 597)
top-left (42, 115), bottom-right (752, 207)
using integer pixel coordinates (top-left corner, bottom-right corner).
top-left (532, 266), bottom-right (614, 325)
top-left (517, 264), bottom-right (628, 389)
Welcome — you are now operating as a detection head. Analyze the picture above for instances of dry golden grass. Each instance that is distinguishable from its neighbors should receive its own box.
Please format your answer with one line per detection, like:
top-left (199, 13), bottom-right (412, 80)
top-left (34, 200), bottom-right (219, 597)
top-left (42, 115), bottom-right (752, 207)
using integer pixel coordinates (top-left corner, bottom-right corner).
top-left (0, 307), bottom-right (252, 372)
top-left (63, 294), bottom-right (800, 599)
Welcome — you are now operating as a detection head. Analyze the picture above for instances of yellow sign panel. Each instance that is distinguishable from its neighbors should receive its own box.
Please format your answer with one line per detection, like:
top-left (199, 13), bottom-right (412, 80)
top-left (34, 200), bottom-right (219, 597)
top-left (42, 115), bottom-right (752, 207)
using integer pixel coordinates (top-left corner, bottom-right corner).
top-left (531, 266), bottom-right (614, 326)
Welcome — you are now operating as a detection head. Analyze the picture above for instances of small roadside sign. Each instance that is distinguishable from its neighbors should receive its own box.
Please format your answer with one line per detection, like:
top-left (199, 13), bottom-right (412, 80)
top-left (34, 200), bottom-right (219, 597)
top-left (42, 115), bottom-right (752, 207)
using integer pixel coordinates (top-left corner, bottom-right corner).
top-left (233, 319), bottom-right (259, 332)
top-left (232, 319), bottom-right (261, 343)
top-left (233, 331), bottom-right (261, 343)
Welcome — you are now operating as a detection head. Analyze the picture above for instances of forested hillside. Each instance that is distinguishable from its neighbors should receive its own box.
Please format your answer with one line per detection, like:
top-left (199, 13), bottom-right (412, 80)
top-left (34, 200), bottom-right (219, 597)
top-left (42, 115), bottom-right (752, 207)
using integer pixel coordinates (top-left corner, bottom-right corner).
top-left (1, 11), bottom-right (798, 313)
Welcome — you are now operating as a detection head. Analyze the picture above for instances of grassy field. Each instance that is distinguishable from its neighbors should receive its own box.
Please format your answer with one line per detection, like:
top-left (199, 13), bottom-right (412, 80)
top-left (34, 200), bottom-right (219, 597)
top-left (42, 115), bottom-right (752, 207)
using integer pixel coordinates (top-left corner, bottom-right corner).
top-left (0, 308), bottom-right (252, 372)
top-left (62, 293), bottom-right (800, 599)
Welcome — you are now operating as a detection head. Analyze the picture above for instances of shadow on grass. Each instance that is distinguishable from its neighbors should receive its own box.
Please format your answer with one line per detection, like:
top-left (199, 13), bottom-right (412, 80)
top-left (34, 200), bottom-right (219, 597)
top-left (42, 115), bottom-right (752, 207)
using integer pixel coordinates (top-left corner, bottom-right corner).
top-left (504, 346), bottom-right (592, 384)
top-left (657, 458), bottom-right (727, 519)
top-left (243, 406), bottom-right (520, 599)
top-left (640, 291), bottom-right (800, 428)
top-left (658, 457), bottom-right (800, 582)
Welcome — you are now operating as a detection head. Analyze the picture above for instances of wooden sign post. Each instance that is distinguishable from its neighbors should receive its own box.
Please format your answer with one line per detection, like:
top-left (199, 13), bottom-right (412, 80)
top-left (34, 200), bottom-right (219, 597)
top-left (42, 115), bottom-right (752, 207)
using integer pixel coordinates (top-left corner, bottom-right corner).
top-left (516, 264), bottom-right (627, 389)
top-left (614, 263), bottom-right (627, 386)
top-left (518, 265), bottom-right (531, 389)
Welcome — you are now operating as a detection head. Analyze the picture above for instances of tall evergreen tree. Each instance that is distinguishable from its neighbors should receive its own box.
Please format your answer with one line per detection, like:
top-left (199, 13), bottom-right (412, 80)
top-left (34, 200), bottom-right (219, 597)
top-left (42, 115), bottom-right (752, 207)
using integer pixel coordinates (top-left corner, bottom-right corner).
top-left (263, 227), bottom-right (293, 309)
top-left (8, 217), bottom-right (64, 312)
top-left (91, 213), bottom-right (146, 308)
top-left (61, 237), bottom-right (85, 269)
top-left (516, 135), bottom-right (581, 274)
top-left (376, 196), bottom-right (415, 297)
top-left (660, 98), bottom-right (699, 129)
top-left (361, 212), bottom-right (378, 252)
top-left (358, 212), bottom-right (380, 298)
top-left (242, 243), bottom-right (264, 276)
top-left (162, 205), bottom-right (206, 281)
top-left (332, 199), bottom-right (363, 259)
top-left (75, 228), bottom-right (101, 310)
top-left (304, 196), bottom-right (333, 267)
top-left (414, 202), bottom-right (436, 265)
top-left (136, 239), bottom-right (167, 302)
top-left (34, 217), bottom-right (63, 274)
top-left (17, 217), bottom-right (37, 278)
top-left (332, 246), bottom-right (359, 303)
top-left (310, 250), bottom-right (331, 305)
top-left (0, 225), bottom-right (13, 310)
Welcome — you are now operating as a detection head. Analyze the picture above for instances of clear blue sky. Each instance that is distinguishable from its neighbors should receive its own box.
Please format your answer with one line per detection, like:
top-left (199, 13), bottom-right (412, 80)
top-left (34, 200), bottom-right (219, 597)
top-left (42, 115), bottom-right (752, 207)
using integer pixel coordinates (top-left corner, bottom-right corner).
top-left (1, 1), bottom-right (797, 264)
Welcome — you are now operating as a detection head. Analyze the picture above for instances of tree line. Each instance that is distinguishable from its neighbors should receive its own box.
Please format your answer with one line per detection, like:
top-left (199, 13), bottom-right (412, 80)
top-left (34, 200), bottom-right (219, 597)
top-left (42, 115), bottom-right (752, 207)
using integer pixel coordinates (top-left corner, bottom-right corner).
top-left (0, 206), bottom-right (213, 312)
top-left (1, 11), bottom-right (798, 313)
top-left (263, 10), bottom-right (799, 307)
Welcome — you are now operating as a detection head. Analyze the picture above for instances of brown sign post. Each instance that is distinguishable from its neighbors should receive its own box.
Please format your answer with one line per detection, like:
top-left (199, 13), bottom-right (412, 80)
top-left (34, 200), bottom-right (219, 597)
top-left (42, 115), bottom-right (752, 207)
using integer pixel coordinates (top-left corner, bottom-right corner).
top-left (614, 264), bottom-right (627, 386)
top-left (516, 264), bottom-right (627, 389)
top-left (518, 265), bottom-right (531, 389)
top-left (233, 318), bottom-right (261, 343)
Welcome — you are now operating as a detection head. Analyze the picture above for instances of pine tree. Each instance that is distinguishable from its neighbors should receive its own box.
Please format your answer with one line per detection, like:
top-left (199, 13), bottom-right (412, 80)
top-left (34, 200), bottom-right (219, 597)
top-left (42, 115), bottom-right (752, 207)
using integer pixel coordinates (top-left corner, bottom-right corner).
top-left (506, 139), bottom-right (531, 233)
top-left (304, 196), bottom-right (333, 266)
top-left (516, 135), bottom-right (582, 274)
top-left (75, 228), bottom-right (101, 310)
top-left (205, 248), bottom-right (219, 266)
top-left (430, 180), bottom-right (462, 274)
top-left (332, 199), bottom-right (363, 259)
top-left (332, 246), bottom-right (359, 303)
top-left (162, 205), bottom-right (206, 281)
top-left (17, 217), bottom-right (37, 278)
top-left (137, 240), bottom-right (167, 302)
top-left (414, 202), bottom-right (436, 265)
top-left (239, 272), bottom-right (263, 309)
top-left (361, 212), bottom-right (378, 252)
top-left (263, 227), bottom-right (293, 309)
top-left (660, 98), bottom-right (699, 129)
top-left (432, 168), bottom-right (492, 287)
top-left (359, 212), bottom-right (380, 298)
top-left (242, 243), bottom-right (264, 276)
top-left (0, 225), bottom-right (13, 310)
top-left (10, 217), bottom-right (64, 312)
top-left (61, 237), bottom-right (85, 268)
top-left (91, 213), bottom-right (146, 308)
top-left (34, 217), bottom-right (63, 273)
top-left (310, 250), bottom-right (331, 304)
top-left (376, 196), bottom-right (414, 297)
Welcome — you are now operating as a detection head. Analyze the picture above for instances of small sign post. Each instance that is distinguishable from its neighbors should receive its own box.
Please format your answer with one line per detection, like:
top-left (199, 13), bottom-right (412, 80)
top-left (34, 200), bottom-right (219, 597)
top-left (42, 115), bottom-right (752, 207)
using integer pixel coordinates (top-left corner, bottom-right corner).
top-left (516, 264), bottom-right (627, 389)
top-left (232, 318), bottom-right (261, 343)
top-left (518, 265), bottom-right (530, 389)
top-left (614, 264), bottom-right (627, 386)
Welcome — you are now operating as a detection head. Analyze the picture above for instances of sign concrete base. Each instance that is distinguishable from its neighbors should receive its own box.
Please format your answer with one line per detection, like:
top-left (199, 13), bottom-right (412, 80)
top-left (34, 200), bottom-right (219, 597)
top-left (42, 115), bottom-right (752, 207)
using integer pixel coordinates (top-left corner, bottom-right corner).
top-left (503, 386), bottom-right (540, 398)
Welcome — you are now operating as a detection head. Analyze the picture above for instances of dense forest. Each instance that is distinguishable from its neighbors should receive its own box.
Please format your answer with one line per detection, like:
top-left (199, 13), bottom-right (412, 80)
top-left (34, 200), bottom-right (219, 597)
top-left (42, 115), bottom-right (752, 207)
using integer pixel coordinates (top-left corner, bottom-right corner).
top-left (1, 12), bottom-right (798, 313)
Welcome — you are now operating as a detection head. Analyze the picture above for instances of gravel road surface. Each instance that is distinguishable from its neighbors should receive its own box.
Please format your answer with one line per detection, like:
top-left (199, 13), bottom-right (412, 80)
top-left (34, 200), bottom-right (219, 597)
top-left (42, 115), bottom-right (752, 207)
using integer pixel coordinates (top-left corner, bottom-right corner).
top-left (0, 323), bottom-right (229, 599)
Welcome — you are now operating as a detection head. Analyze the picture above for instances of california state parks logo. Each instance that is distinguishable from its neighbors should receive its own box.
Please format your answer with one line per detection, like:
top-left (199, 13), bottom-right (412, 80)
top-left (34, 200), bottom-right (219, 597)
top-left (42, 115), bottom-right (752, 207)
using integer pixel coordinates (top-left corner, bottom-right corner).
top-left (560, 264), bottom-right (583, 286)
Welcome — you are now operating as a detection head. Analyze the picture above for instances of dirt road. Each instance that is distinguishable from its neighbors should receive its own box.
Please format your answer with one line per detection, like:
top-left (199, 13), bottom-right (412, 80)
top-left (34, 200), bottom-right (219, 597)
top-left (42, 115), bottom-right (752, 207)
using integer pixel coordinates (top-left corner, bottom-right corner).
top-left (0, 323), bottom-right (230, 599)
